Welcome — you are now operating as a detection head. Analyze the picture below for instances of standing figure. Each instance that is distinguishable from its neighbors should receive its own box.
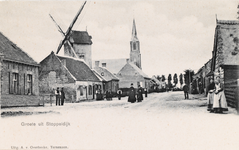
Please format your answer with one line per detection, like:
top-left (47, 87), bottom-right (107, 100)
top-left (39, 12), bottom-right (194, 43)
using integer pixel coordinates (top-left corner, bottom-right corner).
top-left (109, 90), bottom-right (112, 100)
top-left (106, 90), bottom-right (110, 100)
top-left (61, 88), bottom-right (65, 106)
top-left (183, 84), bottom-right (189, 99)
top-left (144, 88), bottom-right (148, 97)
top-left (212, 76), bottom-right (228, 113)
top-left (137, 85), bottom-right (143, 102)
top-left (117, 89), bottom-right (122, 100)
top-left (128, 83), bottom-right (136, 103)
top-left (207, 79), bottom-right (215, 112)
top-left (55, 87), bottom-right (61, 106)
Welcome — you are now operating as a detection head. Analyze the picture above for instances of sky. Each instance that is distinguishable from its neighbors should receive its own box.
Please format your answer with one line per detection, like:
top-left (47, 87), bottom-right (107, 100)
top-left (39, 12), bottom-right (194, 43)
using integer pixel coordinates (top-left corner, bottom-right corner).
top-left (0, 0), bottom-right (238, 77)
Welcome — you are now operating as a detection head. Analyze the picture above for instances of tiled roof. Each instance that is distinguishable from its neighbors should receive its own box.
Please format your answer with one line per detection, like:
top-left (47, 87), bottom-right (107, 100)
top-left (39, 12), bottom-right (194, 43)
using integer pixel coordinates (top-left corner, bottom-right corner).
top-left (0, 32), bottom-right (38, 66)
top-left (57, 55), bottom-right (100, 82)
top-left (69, 30), bottom-right (92, 44)
top-left (217, 20), bottom-right (239, 25)
top-left (128, 62), bottom-right (149, 78)
top-left (93, 66), bottom-right (119, 82)
top-left (93, 58), bottom-right (127, 74)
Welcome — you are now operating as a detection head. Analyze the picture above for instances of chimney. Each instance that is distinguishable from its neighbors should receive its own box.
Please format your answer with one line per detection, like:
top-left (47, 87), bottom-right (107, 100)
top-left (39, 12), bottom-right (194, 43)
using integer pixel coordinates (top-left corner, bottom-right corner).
top-left (126, 59), bottom-right (129, 63)
top-left (95, 61), bottom-right (99, 67)
top-left (102, 63), bottom-right (106, 68)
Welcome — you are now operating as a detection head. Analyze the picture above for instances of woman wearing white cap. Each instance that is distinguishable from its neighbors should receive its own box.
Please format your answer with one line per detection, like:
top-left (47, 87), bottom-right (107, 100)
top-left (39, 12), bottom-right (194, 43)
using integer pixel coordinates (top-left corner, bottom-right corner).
top-left (212, 76), bottom-right (228, 113)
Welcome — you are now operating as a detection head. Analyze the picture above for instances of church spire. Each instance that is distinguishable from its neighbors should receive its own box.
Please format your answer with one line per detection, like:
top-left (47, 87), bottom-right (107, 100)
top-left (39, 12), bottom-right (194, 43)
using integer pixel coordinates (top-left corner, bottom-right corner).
top-left (131, 19), bottom-right (139, 41)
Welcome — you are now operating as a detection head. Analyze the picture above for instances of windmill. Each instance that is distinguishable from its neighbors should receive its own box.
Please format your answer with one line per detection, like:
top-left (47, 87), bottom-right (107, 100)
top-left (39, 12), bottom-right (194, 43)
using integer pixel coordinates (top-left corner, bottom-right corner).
top-left (50, 1), bottom-right (87, 57)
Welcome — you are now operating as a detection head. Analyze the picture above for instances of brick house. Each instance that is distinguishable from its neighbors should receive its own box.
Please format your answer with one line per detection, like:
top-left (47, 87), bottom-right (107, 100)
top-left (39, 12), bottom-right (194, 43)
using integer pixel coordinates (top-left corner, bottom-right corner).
top-left (117, 60), bottom-right (151, 89)
top-left (93, 61), bottom-right (119, 95)
top-left (0, 32), bottom-right (40, 107)
top-left (39, 52), bottom-right (102, 101)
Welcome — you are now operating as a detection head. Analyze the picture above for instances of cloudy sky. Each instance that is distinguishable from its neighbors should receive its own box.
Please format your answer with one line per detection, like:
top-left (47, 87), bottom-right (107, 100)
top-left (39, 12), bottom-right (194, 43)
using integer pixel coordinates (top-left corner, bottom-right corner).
top-left (0, 0), bottom-right (238, 77)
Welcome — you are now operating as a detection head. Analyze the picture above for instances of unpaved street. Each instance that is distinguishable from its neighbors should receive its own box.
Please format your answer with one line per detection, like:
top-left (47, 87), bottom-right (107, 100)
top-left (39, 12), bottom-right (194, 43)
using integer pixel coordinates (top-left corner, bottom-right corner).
top-left (1, 91), bottom-right (239, 150)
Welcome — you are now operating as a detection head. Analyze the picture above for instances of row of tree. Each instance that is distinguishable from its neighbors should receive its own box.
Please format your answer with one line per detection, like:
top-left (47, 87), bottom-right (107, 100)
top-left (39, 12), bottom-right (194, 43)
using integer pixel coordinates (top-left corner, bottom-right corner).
top-left (155, 69), bottom-right (195, 89)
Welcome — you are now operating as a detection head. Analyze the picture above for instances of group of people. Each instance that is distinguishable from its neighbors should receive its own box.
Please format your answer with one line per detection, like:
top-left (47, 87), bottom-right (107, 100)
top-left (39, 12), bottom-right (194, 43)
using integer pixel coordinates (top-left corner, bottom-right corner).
top-left (55, 87), bottom-right (65, 106)
top-left (105, 90), bottom-right (113, 100)
top-left (128, 83), bottom-right (145, 103)
top-left (207, 76), bottom-right (228, 113)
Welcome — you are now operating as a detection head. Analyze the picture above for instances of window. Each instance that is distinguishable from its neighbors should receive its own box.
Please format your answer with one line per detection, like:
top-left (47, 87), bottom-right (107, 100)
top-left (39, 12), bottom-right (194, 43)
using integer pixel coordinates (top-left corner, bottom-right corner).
top-left (13, 73), bottom-right (19, 94)
top-left (27, 74), bottom-right (32, 95)
top-left (80, 86), bottom-right (84, 96)
top-left (133, 42), bottom-right (136, 50)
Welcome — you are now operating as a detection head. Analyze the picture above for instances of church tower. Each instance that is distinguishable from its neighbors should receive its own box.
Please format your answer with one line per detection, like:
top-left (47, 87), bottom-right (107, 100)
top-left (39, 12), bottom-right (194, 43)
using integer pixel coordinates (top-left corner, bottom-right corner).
top-left (130, 19), bottom-right (141, 69)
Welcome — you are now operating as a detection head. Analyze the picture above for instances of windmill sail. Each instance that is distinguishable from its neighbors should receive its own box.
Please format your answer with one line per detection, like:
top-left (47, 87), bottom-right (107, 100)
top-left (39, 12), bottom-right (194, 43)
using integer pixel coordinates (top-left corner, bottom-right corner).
top-left (56, 1), bottom-right (87, 54)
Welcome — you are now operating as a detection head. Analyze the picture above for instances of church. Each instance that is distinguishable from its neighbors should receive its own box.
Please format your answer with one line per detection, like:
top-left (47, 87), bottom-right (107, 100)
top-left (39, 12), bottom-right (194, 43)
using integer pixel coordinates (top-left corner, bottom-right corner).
top-left (94, 19), bottom-right (151, 89)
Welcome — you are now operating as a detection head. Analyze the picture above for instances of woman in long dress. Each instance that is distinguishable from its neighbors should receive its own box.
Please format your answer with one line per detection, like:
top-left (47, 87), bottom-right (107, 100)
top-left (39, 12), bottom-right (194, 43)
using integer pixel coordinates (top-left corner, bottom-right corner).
top-left (212, 76), bottom-right (228, 113)
top-left (207, 79), bottom-right (215, 112)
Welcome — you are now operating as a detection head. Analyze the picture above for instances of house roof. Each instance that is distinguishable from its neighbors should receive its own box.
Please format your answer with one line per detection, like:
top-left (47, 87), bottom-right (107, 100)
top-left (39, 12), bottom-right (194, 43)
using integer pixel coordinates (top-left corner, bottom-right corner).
top-left (151, 76), bottom-right (161, 85)
top-left (211, 19), bottom-right (239, 72)
top-left (92, 70), bottom-right (106, 82)
top-left (57, 55), bottom-right (100, 82)
top-left (93, 66), bottom-right (119, 82)
top-left (217, 20), bottom-right (239, 25)
top-left (0, 32), bottom-right (38, 66)
top-left (128, 62), bottom-right (149, 79)
top-left (117, 62), bottom-right (150, 80)
top-left (69, 30), bottom-right (92, 45)
top-left (93, 58), bottom-right (127, 74)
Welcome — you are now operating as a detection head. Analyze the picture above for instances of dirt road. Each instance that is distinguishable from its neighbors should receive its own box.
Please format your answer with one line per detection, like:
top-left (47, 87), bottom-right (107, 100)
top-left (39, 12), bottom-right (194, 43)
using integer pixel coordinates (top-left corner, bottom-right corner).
top-left (1, 92), bottom-right (239, 150)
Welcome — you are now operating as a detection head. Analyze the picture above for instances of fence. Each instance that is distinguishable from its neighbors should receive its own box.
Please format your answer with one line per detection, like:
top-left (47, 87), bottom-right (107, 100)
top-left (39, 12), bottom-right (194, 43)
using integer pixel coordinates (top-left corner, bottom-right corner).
top-left (39, 94), bottom-right (75, 106)
top-left (224, 79), bottom-right (239, 113)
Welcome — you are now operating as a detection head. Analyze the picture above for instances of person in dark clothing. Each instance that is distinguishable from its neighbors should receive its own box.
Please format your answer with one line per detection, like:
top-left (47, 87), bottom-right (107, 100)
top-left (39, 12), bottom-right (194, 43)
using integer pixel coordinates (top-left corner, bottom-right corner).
top-left (117, 89), bottom-right (122, 100)
top-left (61, 88), bottom-right (65, 106)
top-left (106, 90), bottom-right (110, 100)
top-left (207, 79), bottom-right (215, 112)
top-left (109, 90), bottom-right (112, 100)
top-left (128, 83), bottom-right (136, 103)
top-left (55, 87), bottom-right (61, 106)
top-left (144, 88), bottom-right (148, 97)
top-left (183, 84), bottom-right (189, 99)
top-left (137, 85), bottom-right (143, 102)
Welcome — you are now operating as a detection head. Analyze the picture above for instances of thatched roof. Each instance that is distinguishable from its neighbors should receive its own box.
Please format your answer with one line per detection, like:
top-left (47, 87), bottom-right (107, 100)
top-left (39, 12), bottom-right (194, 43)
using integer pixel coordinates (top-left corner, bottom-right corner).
top-left (0, 32), bottom-right (38, 66)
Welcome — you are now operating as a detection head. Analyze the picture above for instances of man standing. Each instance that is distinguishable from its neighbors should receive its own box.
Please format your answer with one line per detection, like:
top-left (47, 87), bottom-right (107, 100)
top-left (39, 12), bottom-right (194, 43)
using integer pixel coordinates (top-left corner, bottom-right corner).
top-left (183, 84), bottom-right (189, 99)
top-left (61, 88), bottom-right (65, 106)
top-left (55, 87), bottom-right (61, 106)
top-left (128, 83), bottom-right (136, 103)
top-left (144, 88), bottom-right (148, 97)
top-left (117, 89), bottom-right (122, 100)
top-left (137, 85), bottom-right (143, 102)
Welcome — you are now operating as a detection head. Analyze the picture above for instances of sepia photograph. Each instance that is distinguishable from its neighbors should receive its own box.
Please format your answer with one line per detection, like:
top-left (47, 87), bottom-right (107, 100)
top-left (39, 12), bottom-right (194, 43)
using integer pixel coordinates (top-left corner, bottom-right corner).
top-left (1, 0), bottom-right (239, 149)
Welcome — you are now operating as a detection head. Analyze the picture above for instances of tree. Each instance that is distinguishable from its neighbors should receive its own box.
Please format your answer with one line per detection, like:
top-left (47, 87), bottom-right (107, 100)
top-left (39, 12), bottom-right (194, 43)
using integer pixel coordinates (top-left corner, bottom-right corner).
top-left (179, 73), bottom-right (183, 88)
top-left (156, 75), bottom-right (161, 81)
top-left (168, 74), bottom-right (172, 89)
top-left (184, 69), bottom-right (194, 86)
top-left (161, 75), bottom-right (166, 82)
top-left (173, 73), bottom-right (178, 87)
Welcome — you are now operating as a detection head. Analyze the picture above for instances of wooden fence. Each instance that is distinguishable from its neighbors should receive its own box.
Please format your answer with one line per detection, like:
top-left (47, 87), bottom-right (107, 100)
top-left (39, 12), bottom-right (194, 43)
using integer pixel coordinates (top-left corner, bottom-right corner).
top-left (224, 79), bottom-right (239, 113)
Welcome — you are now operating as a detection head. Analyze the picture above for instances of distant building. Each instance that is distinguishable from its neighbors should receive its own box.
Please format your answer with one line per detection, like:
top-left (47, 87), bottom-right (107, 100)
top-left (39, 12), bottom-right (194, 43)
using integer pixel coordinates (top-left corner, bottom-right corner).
top-left (39, 52), bottom-right (102, 101)
top-left (93, 61), bottom-right (119, 94)
top-left (116, 19), bottom-right (150, 89)
top-left (92, 58), bottom-right (127, 75)
top-left (64, 31), bottom-right (93, 69)
top-left (117, 59), bottom-right (151, 89)
top-left (0, 32), bottom-right (40, 107)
